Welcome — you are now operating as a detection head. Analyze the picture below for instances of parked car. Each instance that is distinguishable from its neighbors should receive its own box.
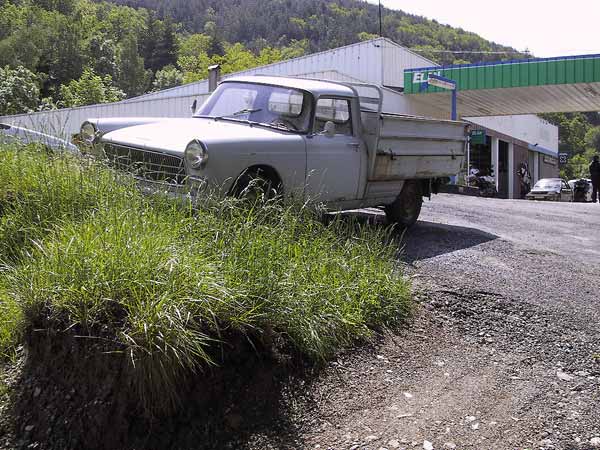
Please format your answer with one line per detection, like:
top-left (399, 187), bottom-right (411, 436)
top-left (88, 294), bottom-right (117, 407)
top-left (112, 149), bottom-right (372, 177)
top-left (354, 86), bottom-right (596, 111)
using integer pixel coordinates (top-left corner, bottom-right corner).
top-left (568, 178), bottom-right (593, 202)
top-left (526, 178), bottom-right (573, 202)
top-left (80, 76), bottom-right (468, 227)
top-left (0, 122), bottom-right (79, 153)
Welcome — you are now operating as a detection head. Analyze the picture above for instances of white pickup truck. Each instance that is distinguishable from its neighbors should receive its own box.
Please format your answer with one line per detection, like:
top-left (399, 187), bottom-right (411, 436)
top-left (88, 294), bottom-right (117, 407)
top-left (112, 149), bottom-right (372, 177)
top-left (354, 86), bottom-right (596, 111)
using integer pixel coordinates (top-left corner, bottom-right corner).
top-left (80, 76), bottom-right (467, 226)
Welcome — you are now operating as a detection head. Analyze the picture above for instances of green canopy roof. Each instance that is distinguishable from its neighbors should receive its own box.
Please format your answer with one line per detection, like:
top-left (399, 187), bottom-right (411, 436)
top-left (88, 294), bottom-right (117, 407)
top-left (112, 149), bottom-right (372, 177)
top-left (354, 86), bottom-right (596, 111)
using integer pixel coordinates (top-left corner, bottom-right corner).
top-left (404, 54), bottom-right (600, 116)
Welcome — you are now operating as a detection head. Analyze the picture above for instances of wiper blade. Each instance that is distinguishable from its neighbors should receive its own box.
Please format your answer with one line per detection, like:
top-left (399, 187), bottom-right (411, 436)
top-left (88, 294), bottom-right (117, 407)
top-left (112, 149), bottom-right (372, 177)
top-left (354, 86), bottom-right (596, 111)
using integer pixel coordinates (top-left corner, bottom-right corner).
top-left (223, 108), bottom-right (262, 118)
top-left (259, 122), bottom-right (294, 131)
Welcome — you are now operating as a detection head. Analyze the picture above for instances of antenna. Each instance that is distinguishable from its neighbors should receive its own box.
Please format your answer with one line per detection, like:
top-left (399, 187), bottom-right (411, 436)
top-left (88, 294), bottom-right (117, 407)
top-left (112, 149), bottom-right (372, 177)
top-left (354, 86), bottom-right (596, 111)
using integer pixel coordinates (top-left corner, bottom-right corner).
top-left (378, 0), bottom-right (383, 37)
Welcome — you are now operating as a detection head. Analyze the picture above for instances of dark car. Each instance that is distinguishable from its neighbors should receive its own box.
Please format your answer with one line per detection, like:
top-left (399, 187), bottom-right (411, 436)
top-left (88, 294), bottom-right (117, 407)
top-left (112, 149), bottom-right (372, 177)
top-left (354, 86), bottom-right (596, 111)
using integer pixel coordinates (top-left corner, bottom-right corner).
top-left (526, 178), bottom-right (573, 202)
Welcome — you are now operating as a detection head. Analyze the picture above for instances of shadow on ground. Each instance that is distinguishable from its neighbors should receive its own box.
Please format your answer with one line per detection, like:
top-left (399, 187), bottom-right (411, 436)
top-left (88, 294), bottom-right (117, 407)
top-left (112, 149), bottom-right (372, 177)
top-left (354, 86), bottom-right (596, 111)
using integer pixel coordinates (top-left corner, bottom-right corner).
top-left (401, 220), bottom-right (499, 263)
top-left (332, 210), bottom-right (499, 263)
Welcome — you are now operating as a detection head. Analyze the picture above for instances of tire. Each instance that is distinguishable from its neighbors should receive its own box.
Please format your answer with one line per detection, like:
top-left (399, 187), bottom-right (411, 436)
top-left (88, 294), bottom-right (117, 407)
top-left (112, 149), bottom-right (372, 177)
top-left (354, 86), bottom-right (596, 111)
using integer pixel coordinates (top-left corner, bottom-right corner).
top-left (231, 169), bottom-right (280, 201)
top-left (384, 180), bottom-right (423, 228)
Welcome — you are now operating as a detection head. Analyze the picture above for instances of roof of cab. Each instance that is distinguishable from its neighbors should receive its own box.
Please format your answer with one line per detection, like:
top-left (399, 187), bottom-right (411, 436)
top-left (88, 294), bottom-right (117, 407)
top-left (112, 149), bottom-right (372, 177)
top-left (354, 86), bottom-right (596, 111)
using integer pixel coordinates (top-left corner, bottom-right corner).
top-left (223, 75), bottom-right (356, 98)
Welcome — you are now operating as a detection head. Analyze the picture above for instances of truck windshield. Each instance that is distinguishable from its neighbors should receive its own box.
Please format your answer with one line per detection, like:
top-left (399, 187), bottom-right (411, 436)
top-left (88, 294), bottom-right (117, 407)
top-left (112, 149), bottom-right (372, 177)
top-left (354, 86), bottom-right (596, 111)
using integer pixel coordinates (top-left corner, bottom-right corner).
top-left (195, 82), bottom-right (311, 133)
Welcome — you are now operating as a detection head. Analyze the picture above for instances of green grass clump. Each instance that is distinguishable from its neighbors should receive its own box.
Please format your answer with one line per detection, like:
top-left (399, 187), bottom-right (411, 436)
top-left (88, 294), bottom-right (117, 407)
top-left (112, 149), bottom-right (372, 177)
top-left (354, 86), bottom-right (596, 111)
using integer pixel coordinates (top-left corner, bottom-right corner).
top-left (0, 144), bottom-right (411, 414)
top-left (0, 143), bottom-right (137, 261)
top-left (0, 282), bottom-right (22, 361)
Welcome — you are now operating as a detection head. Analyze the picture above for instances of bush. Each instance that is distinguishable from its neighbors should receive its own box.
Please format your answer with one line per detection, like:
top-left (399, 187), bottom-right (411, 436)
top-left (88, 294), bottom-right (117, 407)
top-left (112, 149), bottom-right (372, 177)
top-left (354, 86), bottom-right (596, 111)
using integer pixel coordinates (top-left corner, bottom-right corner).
top-left (0, 145), bottom-right (412, 413)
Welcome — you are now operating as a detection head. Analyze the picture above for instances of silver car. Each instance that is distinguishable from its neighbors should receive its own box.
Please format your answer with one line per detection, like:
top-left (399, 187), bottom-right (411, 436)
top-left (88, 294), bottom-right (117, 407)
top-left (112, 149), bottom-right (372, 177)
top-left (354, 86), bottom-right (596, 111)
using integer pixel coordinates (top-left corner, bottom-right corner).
top-left (526, 178), bottom-right (573, 202)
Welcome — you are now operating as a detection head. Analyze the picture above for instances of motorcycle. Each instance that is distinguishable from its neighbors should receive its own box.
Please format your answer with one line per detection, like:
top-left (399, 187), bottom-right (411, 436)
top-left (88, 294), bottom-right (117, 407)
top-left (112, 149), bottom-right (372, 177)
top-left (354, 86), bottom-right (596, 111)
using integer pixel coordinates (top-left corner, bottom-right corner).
top-left (572, 178), bottom-right (591, 202)
top-left (467, 170), bottom-right (497, 198)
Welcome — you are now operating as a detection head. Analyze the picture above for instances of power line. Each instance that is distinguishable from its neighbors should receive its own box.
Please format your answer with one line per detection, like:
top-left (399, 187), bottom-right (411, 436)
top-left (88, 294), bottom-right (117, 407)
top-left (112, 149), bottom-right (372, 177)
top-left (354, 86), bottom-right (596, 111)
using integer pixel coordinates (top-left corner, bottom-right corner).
top-left (409, 48), bottom-right (532, 56)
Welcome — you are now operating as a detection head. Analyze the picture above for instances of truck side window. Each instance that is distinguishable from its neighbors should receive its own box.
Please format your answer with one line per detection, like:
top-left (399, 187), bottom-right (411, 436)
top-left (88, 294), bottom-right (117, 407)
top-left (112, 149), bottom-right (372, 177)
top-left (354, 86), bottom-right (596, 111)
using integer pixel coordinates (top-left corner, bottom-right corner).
top-left (315, 98), bottom-right (353, 136)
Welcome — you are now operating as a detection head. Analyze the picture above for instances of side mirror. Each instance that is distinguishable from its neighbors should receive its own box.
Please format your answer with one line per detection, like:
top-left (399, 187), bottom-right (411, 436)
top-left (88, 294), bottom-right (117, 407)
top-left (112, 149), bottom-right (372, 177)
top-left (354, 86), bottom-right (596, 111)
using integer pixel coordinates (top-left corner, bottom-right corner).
top-left (190, 99), bottom-right (197, 114)
top-left (322, 121), bottom-right (336, 138)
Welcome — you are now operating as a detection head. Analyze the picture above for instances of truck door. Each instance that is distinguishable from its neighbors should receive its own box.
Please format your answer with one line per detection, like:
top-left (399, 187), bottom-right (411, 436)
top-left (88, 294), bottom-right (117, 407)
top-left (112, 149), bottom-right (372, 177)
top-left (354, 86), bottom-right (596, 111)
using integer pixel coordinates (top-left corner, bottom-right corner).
top-left (305, 97), bottom-right (362, 202)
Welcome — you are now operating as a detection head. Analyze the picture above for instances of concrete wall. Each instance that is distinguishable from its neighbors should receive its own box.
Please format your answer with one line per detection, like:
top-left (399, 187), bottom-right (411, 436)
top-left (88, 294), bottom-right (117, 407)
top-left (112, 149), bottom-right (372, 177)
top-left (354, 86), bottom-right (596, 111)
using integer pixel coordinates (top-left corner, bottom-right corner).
top-left (540, 154), bottom-right (560, 179)
top-left (465, 114), bottom-right (558, 154)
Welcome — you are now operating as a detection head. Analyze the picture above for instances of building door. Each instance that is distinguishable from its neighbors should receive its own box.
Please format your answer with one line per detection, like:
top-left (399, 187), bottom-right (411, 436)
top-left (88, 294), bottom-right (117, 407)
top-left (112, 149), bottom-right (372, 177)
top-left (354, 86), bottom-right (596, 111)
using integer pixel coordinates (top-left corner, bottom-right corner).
top-left (498, 140), bottom-right (509, 198)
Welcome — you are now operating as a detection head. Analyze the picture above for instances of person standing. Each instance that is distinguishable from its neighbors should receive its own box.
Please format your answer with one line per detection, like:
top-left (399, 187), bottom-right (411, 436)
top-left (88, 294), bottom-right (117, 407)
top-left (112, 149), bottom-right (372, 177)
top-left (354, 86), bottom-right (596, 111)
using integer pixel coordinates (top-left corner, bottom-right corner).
top-left (590, 155), bottom-right (600, 203)
top-left (517, 161), bottom-right (531, 199)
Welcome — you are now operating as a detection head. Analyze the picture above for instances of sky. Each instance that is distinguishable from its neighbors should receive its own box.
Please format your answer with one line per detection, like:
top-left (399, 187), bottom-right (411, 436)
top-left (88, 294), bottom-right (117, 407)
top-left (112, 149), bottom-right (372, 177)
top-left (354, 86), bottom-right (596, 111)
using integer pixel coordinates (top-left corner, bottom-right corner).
top-left (367, 0), bottom-right (600, 58)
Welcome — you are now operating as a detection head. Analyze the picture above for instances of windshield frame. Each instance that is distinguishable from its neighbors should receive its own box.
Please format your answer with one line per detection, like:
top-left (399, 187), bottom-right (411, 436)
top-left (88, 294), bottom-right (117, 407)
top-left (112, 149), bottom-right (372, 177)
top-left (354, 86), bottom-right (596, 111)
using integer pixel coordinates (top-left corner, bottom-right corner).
top-left (194, 81), bottom-right (315, 134)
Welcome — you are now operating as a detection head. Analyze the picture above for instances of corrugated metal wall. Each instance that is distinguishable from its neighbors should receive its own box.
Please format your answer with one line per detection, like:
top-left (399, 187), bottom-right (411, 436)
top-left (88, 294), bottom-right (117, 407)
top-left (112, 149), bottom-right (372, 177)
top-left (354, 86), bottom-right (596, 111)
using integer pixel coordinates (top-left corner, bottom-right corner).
top-left (0, 38), bottom-right (439, 138)
top-left (382, 40), bottom-right (436, 88)
top-left (1, 93), bottom-right (210, 140)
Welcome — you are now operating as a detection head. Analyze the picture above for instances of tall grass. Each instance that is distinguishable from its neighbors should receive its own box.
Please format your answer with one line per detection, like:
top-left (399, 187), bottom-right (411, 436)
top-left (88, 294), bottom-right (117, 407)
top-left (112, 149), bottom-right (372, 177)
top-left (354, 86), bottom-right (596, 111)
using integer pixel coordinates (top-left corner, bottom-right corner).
top-left (0, 144), bottom-right (411, 413)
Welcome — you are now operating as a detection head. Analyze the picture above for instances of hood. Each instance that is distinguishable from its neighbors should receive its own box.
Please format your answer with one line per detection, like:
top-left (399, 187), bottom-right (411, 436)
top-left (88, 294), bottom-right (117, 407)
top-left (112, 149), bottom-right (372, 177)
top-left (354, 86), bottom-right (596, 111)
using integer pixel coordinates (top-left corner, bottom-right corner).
top-left (530, 187), bottom-right (560, 194)
top-left (101, 118), bottom-right (297, 154)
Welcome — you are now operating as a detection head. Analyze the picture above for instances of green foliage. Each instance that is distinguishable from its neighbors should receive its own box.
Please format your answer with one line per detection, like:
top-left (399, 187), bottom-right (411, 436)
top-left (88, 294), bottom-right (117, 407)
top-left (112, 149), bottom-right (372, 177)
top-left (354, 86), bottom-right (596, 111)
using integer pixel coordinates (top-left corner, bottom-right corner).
top-left (0, 0), bottom-right (529, 114)
top-left (59, 68), bottom-right (125, 107)
top-left (0, 0), bottom-right (173, 109)
top-left (152, 65), bottom-right (183, 91)
top-left (0, 65), bottom-right (41, 115)
top-left (103, 0), bottom-right (522, 65)
top-left (178, 39), bottom-right (308, 84)
top-left (0, 144), bottom-right (411, 413)
top-left (542, 113), bottom-right (599, 179)
top-left (116, 34), bottom-right (151, 97)
top-left (584, 126), bottom-right (600, 153)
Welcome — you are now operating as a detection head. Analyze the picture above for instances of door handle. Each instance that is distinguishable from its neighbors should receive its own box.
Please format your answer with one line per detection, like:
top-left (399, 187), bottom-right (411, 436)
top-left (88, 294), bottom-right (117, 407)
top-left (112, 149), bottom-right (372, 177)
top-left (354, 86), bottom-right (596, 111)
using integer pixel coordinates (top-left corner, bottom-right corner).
top-left (347, 142), bottom-right (360, 150)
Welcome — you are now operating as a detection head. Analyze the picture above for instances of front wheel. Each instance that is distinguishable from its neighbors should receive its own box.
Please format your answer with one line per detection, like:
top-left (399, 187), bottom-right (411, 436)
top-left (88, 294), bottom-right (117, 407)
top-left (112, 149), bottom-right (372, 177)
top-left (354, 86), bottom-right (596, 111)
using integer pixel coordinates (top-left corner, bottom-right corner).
top-left (384, 181), bottom-right (423, 228)
top-left (230, 169), bottom-right (281, 202)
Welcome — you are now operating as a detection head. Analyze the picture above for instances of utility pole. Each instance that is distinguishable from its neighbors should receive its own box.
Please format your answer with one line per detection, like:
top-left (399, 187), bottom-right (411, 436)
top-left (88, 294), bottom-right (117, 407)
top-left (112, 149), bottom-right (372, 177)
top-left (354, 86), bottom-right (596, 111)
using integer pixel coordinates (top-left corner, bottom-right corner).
top-left (378, 0), bottom-right (383, 37)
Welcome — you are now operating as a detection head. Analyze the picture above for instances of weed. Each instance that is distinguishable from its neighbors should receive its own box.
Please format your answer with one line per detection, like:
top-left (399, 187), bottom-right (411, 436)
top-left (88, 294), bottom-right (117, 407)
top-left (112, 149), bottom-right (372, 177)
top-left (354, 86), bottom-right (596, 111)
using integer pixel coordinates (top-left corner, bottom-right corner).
top-left (0, 144), bottom-right (412, 414)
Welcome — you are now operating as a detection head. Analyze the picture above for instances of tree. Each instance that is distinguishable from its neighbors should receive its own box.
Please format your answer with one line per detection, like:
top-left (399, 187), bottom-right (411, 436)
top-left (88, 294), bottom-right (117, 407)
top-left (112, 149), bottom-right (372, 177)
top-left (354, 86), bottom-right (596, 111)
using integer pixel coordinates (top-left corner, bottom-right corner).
top-left (116, 34), bottom-right (150, 97)
top-left (59, 68), bottom-right (124, 107)
top-left (152, 65), bottom-right (183, 91)
top-left (584, 127), bottom-right (600, 153)
top-left (87, 34), bottom-right (119, 80)
top-left (178, 33), bottom-right (211, 58)
top-left (0, 65), bottom-right (40, 115)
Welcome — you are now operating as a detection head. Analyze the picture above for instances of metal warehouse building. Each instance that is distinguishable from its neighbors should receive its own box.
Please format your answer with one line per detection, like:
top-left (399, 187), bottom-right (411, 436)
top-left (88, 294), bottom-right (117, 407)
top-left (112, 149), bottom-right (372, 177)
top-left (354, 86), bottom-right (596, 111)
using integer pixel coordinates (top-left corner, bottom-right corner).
top-left (1, 37), bottom-right (565, 199)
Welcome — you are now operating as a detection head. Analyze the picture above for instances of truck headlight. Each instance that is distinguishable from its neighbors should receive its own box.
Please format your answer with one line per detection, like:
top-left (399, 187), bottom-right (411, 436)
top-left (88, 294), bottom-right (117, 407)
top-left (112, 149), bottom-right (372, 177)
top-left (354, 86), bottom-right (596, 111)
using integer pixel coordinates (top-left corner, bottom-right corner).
top-left (185, 140), bottom-right (208, 169)
top-left (80, 122), bottom-right (97, 144)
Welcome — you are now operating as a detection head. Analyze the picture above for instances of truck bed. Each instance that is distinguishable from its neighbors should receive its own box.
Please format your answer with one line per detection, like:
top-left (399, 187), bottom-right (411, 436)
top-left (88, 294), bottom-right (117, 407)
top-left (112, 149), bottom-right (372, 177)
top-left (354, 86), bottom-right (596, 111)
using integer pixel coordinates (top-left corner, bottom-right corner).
top-left (362, 111), bottom-right (467, 182)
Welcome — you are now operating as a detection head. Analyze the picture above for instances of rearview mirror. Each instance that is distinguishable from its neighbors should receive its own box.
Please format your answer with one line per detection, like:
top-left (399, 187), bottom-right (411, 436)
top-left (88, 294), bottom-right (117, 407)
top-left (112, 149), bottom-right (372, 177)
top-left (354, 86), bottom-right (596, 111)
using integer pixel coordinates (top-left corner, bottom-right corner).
top-left (190, 99), bottom-right (197, 114)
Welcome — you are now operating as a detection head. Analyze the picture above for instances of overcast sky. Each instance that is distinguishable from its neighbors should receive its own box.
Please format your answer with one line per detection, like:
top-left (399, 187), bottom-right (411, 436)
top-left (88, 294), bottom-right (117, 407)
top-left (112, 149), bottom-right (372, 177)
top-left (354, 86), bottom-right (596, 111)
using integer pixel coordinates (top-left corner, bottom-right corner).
top-left (367, 0), bottom-right (600, 58)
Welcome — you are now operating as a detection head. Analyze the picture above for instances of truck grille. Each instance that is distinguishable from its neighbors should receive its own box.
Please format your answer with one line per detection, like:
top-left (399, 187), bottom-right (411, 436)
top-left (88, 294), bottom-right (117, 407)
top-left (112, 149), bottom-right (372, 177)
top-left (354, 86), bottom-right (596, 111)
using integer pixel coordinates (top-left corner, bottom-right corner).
top-left (103, 144), bottom-right (186, 185)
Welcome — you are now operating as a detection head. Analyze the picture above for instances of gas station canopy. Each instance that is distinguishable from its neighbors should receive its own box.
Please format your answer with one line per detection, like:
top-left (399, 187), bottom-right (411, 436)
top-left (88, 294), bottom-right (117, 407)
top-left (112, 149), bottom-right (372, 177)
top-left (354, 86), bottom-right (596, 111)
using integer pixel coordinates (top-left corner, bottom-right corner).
top-left (404, 54), bottom-right (600, 117)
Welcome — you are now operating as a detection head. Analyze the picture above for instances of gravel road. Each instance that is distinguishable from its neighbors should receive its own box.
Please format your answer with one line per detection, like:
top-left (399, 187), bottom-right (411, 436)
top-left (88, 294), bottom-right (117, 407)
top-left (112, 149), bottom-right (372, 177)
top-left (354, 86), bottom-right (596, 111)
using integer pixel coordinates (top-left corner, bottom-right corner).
top-left (253, 195), bottom-right (600, 450)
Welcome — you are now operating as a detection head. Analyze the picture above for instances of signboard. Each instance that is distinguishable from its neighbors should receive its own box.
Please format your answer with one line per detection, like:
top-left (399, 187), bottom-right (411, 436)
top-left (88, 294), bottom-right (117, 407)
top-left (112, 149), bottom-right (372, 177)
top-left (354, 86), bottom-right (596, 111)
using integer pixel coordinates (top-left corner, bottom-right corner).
top-left (427, 74), bottom-right (457, 91)
top-left (558, 152), bottom-right (568, 164)
top-left (470, 129), bottom-right (487, 145)
top-left (543, 156), bottom-right (557, 165)
top-left (412, 71), bottom-right (441, 84)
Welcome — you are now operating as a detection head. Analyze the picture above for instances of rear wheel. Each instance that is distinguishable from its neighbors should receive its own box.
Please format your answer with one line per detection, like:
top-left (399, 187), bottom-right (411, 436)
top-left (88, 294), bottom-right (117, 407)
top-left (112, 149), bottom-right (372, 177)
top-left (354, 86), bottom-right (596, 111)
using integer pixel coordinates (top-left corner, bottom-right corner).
top-left (384, 180), bottom-right (423, 228)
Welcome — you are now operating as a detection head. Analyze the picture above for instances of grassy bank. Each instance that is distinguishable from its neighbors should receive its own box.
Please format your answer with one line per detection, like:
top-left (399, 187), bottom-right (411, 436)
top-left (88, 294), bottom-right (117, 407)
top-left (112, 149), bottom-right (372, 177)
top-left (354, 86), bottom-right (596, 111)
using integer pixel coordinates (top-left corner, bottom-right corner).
top-left (0, 144), bottom-right (411, 413)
